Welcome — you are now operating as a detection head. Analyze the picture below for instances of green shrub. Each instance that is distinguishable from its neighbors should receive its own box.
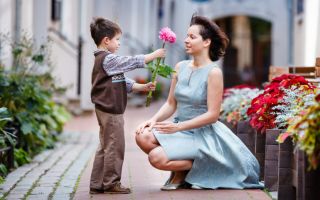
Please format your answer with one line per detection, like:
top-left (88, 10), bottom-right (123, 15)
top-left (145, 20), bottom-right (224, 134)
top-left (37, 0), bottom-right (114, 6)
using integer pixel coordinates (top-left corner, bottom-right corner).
top-left (0, 34), bottom-right (71, 169)
top-left (14, 148), bottom-right (31, 167)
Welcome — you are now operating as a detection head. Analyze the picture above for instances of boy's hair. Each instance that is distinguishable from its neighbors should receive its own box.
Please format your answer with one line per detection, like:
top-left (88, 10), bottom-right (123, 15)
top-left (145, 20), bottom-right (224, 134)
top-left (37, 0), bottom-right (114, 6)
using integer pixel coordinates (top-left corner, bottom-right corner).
top-left (90, 17), bottom-right (122, 46)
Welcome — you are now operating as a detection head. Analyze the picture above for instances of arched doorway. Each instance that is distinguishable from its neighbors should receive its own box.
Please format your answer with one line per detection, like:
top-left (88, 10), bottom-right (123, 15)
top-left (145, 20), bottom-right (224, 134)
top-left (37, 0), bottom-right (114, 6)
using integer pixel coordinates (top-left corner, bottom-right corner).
top-left (215, 16), bottom-right (272, 87)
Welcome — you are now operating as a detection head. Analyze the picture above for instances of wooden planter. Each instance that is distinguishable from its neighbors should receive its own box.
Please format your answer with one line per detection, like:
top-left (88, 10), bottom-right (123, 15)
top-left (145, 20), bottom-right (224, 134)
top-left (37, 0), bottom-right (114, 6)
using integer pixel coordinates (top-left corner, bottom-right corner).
top-left (236, 121), bottom-right (266, 180)
top-left (277, 137), bottom-right (295, 200)
top-left (263, 128), bottom-right (320, 199)
top-left (278, 149), bottom-right (320, 200)
top-left (293, 151), bottom-right (320, 200)
top-left (236, 121), bottom-right (255, 154)
top-left (254, 131), bottom-right (266, 181)
top-left (235, 121), bottom-right (266, 180)
top-left (264, 129), bottom-right (285, 191)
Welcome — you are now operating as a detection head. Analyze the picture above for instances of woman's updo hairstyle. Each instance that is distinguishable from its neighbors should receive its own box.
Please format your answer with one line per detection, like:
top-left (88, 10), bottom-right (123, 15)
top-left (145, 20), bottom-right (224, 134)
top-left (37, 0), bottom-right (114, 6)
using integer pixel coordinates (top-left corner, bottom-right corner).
top-left (190, 15), bottom-right (229, 61)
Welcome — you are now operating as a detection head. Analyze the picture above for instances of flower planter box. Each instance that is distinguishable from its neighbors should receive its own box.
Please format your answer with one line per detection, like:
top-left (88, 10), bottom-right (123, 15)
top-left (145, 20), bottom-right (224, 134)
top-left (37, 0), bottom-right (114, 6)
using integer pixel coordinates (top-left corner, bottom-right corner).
top-left (292, 151), bottom-right (320, 200)
top-left (267, 135), bottom-right (320, 200)
top-left (236, 121), bottom-right (265, 180)
top-left (254, 131), bottom-right (265, 181)
top-left (264, 129), bottom-right (285, 191)
top-left (277, 137), bottom-right (295, 200)
top-left (236, 121), bottom-right (255, 155)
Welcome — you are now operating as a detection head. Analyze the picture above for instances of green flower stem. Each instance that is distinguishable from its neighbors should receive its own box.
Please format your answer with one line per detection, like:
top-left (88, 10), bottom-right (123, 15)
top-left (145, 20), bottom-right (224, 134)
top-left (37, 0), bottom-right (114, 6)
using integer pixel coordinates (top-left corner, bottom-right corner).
top-left (146, 42), bottom-right (165, 107)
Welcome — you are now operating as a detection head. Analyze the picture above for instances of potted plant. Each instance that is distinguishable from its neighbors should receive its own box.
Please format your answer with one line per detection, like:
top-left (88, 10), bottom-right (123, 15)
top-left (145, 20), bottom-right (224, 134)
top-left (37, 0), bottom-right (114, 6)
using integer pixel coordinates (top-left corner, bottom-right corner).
top-left (272, 86), bottom-right (317, 199)
top-left (247, 74), bottom-right (315, 191)
top-left (220, 86), bottom-right (261, 151)
top-left (220, 85), bottom-right (259, 130)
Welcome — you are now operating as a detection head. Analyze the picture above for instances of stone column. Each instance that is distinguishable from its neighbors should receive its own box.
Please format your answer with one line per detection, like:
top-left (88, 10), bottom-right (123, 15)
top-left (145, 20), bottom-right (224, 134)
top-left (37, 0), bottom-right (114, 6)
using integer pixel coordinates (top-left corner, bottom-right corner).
top-left (33, 0), bottom-right (50, 45)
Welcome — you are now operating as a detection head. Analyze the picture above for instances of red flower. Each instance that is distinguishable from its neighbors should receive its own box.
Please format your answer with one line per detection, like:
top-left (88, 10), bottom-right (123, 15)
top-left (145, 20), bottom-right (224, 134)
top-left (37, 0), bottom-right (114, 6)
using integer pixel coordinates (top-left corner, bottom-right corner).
top-left (247, 74), bottom-right (314, 133)
top-left (316, 94), bottom-right (320, 102)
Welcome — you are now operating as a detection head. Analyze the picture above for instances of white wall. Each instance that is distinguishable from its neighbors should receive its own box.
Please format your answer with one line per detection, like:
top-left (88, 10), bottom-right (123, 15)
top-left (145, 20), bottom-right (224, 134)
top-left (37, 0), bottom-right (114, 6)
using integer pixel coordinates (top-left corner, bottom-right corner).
top-left (317, 1), bottom-right (320, 59)
top-left (293, 7), bottom-right (305, 65)
top-left (293, 0), bottom-right (320, 66)
top-left (21, 0), bottom-right (34, 35)
top-left (80, 0), bottom-right (95, 110)
top-left (33, 0), bottom-right (50, 46)
top-left (0, 0), bottom-right (14, 68)
top-left (49, 32), bottom-right (78, 99)
top-left (61, 0), bottom-right (79, 45)
top-left (304, 0), bottom-right (320, 66)
top-left (4, 0), bottom-right (319, 110)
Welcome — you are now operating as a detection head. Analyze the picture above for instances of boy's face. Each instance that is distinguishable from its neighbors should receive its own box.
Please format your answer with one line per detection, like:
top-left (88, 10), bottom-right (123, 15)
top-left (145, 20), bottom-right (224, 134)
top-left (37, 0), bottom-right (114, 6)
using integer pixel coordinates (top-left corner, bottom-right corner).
top-left (106, 33), bottom-right (121, 53)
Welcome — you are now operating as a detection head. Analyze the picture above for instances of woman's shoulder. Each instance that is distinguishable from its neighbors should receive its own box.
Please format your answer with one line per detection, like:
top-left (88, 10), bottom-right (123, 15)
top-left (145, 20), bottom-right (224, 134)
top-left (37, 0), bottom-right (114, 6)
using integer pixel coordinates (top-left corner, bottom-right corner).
top-left (208, 65), bottom-right (223, 79)
top-left (175, 60), bottom-right (191, 71)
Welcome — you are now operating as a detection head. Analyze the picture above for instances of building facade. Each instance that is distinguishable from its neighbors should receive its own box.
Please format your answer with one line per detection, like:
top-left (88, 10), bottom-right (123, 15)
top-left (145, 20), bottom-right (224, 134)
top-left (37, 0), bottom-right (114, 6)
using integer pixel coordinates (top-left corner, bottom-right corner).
top-left (0, 0), bottom-right (319, 110)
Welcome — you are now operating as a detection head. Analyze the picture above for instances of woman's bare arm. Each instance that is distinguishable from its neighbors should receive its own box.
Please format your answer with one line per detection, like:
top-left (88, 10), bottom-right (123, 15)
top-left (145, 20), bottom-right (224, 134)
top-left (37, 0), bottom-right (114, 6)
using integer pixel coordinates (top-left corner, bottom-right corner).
top-left (136, 62), bottom-right (181, 133)
top-left (153, 67), bottom-right (223, 134)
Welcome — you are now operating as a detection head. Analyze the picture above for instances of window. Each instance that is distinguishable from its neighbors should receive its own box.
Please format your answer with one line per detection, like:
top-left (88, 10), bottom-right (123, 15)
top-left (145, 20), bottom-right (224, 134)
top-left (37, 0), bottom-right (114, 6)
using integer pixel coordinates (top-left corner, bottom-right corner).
top-left (51, 0), bottom-right (62, 21)
top-left (297, 0), bottom-right (304, 15)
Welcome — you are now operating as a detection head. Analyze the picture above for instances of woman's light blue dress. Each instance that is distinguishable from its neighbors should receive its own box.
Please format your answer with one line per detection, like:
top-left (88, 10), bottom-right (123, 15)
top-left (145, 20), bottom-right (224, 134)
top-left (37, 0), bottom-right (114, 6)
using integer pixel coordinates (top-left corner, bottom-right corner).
top-left (153, 60), bottom-right (263, 189)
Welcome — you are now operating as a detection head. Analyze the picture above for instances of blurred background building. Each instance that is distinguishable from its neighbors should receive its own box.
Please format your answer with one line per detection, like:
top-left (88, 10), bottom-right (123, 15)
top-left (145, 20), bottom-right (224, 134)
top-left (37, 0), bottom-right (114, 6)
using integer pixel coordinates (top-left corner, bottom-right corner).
top-left (0, 0), bottom-right (319, 111)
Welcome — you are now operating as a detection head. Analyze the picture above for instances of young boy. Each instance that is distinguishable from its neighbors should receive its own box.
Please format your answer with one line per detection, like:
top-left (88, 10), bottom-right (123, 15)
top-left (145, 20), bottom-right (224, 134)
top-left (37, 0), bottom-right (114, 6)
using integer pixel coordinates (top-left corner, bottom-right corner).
top-left (89, 17), bottom-right (165, 194)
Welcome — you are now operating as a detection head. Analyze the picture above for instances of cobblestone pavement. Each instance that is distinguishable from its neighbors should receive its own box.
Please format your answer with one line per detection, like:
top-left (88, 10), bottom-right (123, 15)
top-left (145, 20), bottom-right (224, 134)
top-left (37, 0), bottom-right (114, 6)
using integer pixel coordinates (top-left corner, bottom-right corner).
top-left (0, 99), bottom-right (271, 200)
top-left (0, 127), bottom-right (98, 199)
top-left (74, 100), bottom-right (272, 200)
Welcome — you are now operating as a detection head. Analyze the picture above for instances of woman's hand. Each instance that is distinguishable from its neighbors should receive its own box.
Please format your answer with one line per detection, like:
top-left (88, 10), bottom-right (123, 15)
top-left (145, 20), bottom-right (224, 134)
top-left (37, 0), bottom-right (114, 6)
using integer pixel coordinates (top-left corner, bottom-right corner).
top-left (153, 121), bottom-right (181, 134)
top-left (135, 119), bottom-right (156, 135)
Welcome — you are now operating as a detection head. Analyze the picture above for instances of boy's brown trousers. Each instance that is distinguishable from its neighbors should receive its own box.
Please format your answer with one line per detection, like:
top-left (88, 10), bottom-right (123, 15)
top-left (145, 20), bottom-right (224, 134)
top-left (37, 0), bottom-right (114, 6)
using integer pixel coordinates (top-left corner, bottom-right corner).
top-left (90, 109), bottom-right (125, 190)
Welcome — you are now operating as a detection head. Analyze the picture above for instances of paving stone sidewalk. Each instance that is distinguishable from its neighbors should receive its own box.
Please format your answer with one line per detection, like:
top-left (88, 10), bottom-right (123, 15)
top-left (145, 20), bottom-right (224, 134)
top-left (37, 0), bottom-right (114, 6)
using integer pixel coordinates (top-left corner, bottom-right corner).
top-left (0, 99), bottom-right (272, 200)
top-left (73, 100), bottom-right (272, 200)
top-left (0, 130), bottom-right (98, 200)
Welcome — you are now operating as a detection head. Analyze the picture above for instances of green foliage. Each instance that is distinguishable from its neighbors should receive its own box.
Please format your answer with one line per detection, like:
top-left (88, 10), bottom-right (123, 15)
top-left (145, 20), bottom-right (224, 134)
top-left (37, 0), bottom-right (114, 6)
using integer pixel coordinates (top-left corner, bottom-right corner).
top-left (0, 164), bottom-right (8, 176)
top-left (10, 35), bottom-right (51, 74)
top-left (146, 59), bottom-right (175, 106)
top-left (147, 62), bottom-right (175, 79)
top-left (0, 34), bottom-right (71, 179)
top-left (295, 102), bottom-right (320, 170)
top-left (284, 93), bottom-right (320, 170)
top-left (14, 148), bottom-right (31, 167)
top-left (0, 107), bottom-right (15, 148)
top-left (0, 164), bottom-right (7, 183)
top-left (0, 69), bottom-right (71, 153)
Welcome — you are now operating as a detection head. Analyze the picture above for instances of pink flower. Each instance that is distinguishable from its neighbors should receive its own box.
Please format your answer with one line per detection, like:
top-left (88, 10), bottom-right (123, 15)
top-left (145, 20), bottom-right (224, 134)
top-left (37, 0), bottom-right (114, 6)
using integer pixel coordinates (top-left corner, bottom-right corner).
top-left (159, 27), bottom-right (176, 43)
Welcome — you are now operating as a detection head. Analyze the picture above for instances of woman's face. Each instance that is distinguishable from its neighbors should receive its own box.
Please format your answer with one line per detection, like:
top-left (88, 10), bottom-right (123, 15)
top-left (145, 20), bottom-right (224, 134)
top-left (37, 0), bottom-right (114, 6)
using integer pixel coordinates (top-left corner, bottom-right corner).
top-left (184, 25), bottom-right (210, 55)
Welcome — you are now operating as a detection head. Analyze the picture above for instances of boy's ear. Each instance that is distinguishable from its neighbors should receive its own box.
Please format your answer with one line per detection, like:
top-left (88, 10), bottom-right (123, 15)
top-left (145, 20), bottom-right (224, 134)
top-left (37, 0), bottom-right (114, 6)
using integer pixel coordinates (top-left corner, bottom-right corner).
top-left (103, 37), bottom-right (110, 45)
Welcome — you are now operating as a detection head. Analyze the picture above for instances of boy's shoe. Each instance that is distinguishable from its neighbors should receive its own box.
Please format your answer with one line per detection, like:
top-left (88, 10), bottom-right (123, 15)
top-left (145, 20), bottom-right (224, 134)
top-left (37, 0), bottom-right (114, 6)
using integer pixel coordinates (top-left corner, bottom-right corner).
top-left (104, 183), bottom-right (131, 194)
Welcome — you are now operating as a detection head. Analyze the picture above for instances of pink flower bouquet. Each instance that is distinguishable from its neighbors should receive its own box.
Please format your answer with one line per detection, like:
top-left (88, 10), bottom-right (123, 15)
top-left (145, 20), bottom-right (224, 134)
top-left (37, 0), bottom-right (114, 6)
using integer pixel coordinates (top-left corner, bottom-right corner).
top-left (146, 27), bottom-right (176, 106)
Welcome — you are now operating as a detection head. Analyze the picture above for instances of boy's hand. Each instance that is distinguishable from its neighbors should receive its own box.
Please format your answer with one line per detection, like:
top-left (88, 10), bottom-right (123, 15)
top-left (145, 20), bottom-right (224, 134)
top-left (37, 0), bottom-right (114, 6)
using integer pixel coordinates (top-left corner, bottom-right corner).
top-left (144, 48), bottom-right (166, 63)
top-left (153, 48), bottom-right (166, 58)
top-left (132, 82), bottom-right (156, 92)
top-left (143, 82), bottom-right (156, 92)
